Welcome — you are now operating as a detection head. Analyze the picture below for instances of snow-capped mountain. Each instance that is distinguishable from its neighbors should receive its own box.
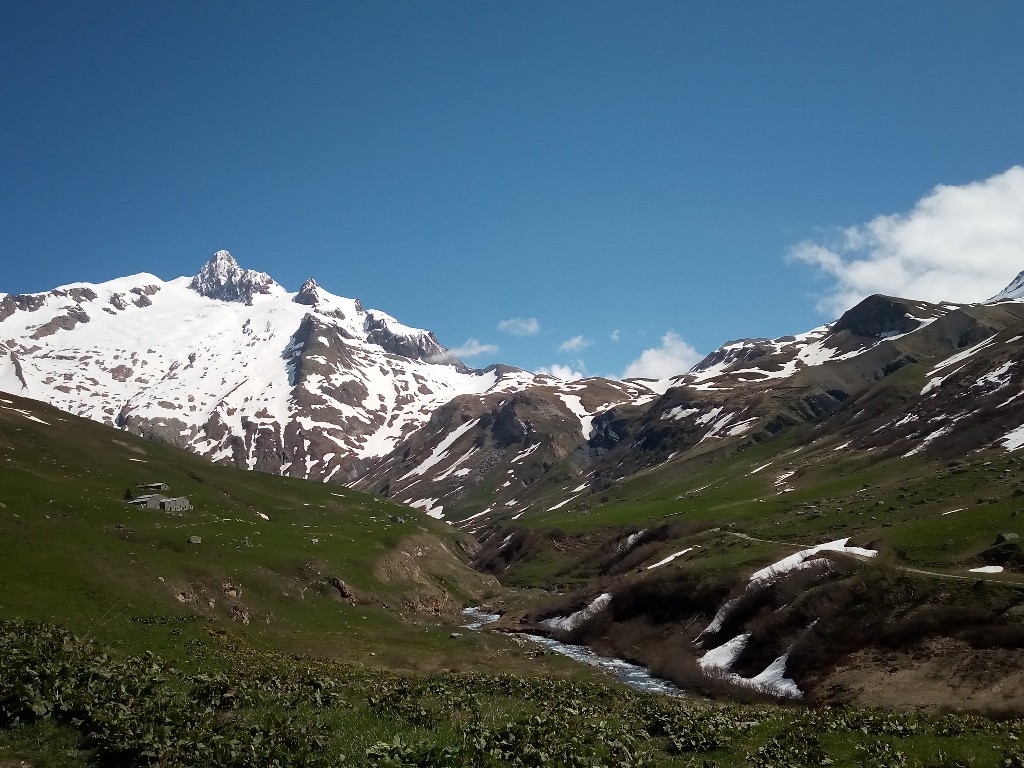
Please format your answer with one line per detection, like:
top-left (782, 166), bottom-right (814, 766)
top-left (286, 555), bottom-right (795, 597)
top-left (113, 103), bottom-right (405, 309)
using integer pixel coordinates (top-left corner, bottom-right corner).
top-left (0, 251), bottom-right (656, 489)
top-left (4, 251), bottom-right (1024, 532)
top-left (381, 282), bottom-right (1024, 529)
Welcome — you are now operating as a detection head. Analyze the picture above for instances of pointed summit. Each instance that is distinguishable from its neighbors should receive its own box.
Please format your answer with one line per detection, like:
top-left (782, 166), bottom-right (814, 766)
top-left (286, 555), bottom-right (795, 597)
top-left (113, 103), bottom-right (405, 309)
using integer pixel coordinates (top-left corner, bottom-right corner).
top-left (189, 250), bottom-right (278, 304)
top-left (293, 277), bottom-right (321, 306)
top-left (989, 268), bottom-right (1024, 302)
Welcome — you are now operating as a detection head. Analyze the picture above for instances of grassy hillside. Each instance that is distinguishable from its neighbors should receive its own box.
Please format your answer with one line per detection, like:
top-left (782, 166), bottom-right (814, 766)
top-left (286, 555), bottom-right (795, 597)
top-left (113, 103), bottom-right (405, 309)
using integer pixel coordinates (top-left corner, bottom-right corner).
top-left (484, 422), bottom-right (1024, 588)
top-left (3, 391), bottom-right (1024, 767)
top-left (471, 417), bottom-right (1024, 715)
top-left (0, 391), bottom-right (585, 678)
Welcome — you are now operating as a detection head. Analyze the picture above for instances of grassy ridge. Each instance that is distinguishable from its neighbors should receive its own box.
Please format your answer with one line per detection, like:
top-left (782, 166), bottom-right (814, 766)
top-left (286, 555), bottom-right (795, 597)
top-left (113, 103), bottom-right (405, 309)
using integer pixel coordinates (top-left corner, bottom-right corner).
top-left (490, 421), bottom-right (1024, 590)
top-left (0, 392), bottom-right (583, 678)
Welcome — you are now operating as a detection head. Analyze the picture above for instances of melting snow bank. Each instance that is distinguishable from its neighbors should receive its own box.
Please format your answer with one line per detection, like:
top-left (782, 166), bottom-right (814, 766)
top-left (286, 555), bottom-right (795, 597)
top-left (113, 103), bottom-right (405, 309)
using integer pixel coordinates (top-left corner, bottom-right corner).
top-left (695, 538), bottom-right (878, 699)
top-left (969, 565), bottom-right (1005, 574)
top-left (540, 593), bottom-right (612, 632)
top-left (461, 608), bottom-right (681, 696)
top-left (698, 634), bottom-right (802, 699)
top-left (748, 537), bottom-right (877, 586)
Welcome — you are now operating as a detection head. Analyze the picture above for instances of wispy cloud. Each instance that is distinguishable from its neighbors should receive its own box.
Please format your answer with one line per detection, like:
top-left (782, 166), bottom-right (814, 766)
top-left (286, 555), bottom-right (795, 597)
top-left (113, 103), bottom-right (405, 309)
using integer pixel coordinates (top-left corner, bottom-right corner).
top-left (537, 363), bottom-right (585, 381)
top-left (788, 166), bottom-right (1024, 315)
top-left (559, 334), bottom-right (592, 353)
top-left (497, 317), bottom-right (541, 336)
top-left (447, 338), bottom-right (498, 358)
top-left (623, 331), bottom-right (700, 379)
top-left (609, 329), bottom-right (620, 343)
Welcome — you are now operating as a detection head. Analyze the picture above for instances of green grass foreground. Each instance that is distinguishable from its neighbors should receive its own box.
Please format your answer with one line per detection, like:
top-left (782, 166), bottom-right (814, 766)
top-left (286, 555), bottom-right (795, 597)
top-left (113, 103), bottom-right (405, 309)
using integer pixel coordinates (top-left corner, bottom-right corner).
top-left (2, 618), bottom-right (1023, 768)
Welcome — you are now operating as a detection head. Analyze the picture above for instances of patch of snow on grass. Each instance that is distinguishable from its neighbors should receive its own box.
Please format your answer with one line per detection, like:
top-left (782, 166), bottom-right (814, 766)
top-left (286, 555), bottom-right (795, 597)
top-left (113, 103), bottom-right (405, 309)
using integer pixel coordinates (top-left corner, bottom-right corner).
top-left (1001, 424), bottom-right (1024, 451)
top-left (749, 538), bottom-right (876, 586)
top-left (646, 547), bottom-right (696, 569)
top-left (698, 630), bottom-right (803, 699)
top-left (695, 407), bottom-right (723, 426)
top-left (902, 423), bottom-right (955, 457)
top-left (921, 372), bottom-right (953, 396)
top-left (510, 442), bottom-right (541, 464)
top-left (541, 593), bottom-right (612, 632)
top-left (408, 498), bottom-right (444, 519)
top-left (664, 405), bottom-right (700, 421)
top-left (928, 336), bottom-right (999, 375)
top-left (969, 565), bottom-right (1004, 574)
top-left (453, 507), bottom-right (492, 526)
top-left (432, 446), bottom-right (478, 482)
top-left (725, 417), bottom-right (757, 436)
top-left (556, 393), bottom-right (598, 440)
top-left (749, 654), bottom-right (803, 698)
top-left (546, 494), bottom-right (581, 512)
top-left (403, 418), bottom-right (480, 479)
top-left (617, 530), bottom-right (646, 553)
top-left (0, 405), bottom-right (50, 425)
top-left (976, 361), bottom-right (1015, 389)
top-left (699, 598), bottom-right (739, 639)
top-left (698, 633), bottom-right (749, 672)
top-left (774, 469), bottom-right (797, 492)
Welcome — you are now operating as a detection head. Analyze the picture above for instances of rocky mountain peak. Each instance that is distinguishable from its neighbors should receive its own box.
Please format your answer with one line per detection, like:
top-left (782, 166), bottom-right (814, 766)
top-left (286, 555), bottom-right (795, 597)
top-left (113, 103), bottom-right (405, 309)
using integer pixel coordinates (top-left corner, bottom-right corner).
top-left (189, 250), bottom-right (278, 304)
top-left (293, 278), bottom-right (321, 306)
top-left (989, 269), bottom-right (1024, 302)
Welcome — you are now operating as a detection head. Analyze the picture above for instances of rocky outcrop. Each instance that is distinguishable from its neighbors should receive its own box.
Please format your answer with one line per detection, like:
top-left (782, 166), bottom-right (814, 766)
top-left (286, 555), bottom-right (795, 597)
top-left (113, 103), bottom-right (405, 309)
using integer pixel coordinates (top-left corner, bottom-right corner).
top-left (30, 305), bottom-right (90, 339)
top-left (188, 250), bottom-right (278, 304)
top-left (293, 278), bottom-right (323, 307)
top-left (364, 312), bottom-right (450, 362)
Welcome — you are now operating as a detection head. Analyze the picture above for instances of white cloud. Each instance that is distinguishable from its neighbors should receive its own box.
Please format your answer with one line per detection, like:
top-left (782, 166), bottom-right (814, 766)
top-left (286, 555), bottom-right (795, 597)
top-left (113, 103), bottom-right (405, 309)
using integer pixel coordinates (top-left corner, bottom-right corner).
top-left (497, 317), bottom-right (541, 336)
top-left (623, 331), bottom-right (701, 379)
top-left (537, 363), bottom-right (586, 381)
top-left (788, 166), bottom-right (1024, 315)
top-left (610, 329), bottom-right (621, 343)
top-left (559, 334), bottom-right (593, 353)
top-left (447, 338), bottom-right (498, 358)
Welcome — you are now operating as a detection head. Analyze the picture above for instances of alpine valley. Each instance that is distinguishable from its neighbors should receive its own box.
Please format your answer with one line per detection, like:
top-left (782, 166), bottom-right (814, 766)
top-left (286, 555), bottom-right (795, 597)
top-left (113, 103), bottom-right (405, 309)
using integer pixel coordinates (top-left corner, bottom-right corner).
top-left (4, 250), bottom-right (1024, 751)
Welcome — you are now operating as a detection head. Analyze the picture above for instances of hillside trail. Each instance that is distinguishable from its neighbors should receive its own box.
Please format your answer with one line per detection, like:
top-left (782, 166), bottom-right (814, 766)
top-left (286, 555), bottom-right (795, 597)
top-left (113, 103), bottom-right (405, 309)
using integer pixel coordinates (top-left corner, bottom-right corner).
top-left (721, 530), bottom-right (1024, 589)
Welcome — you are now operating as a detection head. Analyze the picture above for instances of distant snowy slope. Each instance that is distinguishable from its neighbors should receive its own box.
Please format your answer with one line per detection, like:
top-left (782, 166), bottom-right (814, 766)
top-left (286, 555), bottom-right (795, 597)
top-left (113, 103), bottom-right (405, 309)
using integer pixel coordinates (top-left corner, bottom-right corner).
top-left (0, 251), bottom-right (657, 491)
top-left (5, 252), bottom-right (1024, 529)
top-left (0, 252), bottom-right (547, 482)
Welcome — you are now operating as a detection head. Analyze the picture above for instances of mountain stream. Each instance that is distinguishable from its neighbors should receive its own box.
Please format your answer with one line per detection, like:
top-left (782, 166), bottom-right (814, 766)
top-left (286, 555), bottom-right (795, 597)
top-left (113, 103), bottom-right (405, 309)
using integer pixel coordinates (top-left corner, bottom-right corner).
top-left (461, 607), bottom-right (681, 696)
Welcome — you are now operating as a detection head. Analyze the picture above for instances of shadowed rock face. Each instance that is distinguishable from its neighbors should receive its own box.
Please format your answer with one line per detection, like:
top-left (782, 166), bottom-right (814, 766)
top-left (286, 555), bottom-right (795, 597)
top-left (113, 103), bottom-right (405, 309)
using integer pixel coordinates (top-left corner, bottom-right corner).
top-left (0, 294), bottom-right (47, 323)
top-left (363, 312), bottom-right (450, 363)
top-left (831, 295), bottom-right (926, 339)
top-left (293, 278), bottom-right (322, 307)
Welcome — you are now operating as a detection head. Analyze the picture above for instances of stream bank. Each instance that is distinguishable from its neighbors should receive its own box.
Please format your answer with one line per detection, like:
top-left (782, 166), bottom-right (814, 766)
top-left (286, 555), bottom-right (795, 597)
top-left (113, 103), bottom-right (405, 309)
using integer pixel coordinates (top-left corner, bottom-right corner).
top-left (461, 607), bottom-right (681, 696)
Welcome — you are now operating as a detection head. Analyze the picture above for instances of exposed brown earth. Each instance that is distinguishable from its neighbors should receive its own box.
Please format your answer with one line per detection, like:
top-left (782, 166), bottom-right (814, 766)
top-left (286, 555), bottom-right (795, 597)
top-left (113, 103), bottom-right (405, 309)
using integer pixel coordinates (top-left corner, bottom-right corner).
top-left (814, 637), bottom-right (1024, 714)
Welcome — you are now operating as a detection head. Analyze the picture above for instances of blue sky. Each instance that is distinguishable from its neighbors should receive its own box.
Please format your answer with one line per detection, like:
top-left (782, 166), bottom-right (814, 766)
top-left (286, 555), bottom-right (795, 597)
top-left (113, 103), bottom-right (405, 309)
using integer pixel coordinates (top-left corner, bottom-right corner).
top-left (3, 2), bottom-right (1024, 379)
